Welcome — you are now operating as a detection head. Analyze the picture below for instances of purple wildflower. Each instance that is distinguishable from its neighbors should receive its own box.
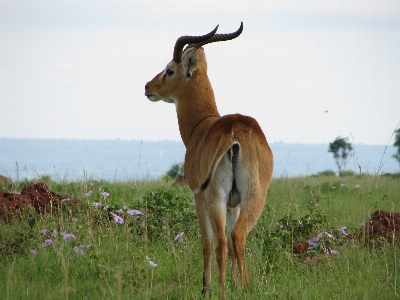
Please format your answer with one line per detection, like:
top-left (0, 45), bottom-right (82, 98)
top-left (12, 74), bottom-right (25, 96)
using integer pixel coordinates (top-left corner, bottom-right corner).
top-left (330, 249), bottom-right (339, 255)
top-left (340, 183), bottom-right (346, 187)
top-left (61, 233), bottom-right (76, 241)
top-left (51, 230), bottom-right (58, 238)
top-left (338, 226), bottom-right (348, 236)
top-left (146, 256), bottom-right (157, 267)
top-left (73, 246), bottom-right (84, 255)
top-left (354, 184), bottom-right (360, 189)
top-left (72, 218), bottom-right (78, 222)
top-left (127, 209), bottom-right (143, 216)
top-left (80, 244), bottom-right (92, 249)
top-left (30, 249), bottom-right (37, 255)
top-left (174, 231), bottom-right (184, 241)
top-left (149, 260), bottom-right (157, 267)
top-left (324, 232), bottom-right (334, 239)
top-left (101, 192), bottom-right (109, 197)
top-left (308, 232), bottom-right (335, 247)
top-left (43, 239), bottom-right (52, 247)
top-left (308, 236), bottom-right (319, 247)
top-left (331, 186), bottom-right (336, 189)
top-left (298, 221), bottom-right (303, 227)
top-left (41, 229), bottom-right (48, 234)
top-left (323, 247), bottom-right (340, 255)
top-left (84, 190), bottom-right (93, 197)
top-left (93, 202), bottom-right (102, 208)
top-left (110, 212), bottom-right (124, 224)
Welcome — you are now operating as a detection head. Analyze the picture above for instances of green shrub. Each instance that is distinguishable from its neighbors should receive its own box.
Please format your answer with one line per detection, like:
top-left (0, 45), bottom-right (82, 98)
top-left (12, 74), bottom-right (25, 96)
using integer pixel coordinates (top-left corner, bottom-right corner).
top-left (262, 208), bottom-right (328, 262)
top-left (0, 223), bottom-right (37, 256)
top-left (165, 162), bottom-right (184, 179)
top-left (382, 172), bottom-right (400, 179)
top-left (134, 186), bottom-right (196, 241)
top-left (317, 170), bottom-right (337, 176)
top-left (340, 170), bottom-right (355, 177)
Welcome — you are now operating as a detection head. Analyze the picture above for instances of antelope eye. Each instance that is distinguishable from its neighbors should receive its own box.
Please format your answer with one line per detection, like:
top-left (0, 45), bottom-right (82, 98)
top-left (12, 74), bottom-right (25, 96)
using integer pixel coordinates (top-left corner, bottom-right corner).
top-left (166, 69), bottom-right (174, 76)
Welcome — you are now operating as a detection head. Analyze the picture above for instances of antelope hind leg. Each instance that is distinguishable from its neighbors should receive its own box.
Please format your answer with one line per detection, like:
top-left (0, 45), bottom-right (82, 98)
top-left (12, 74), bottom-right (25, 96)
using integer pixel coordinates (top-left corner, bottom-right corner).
top-left (227, 206), bottom-right (240, 287)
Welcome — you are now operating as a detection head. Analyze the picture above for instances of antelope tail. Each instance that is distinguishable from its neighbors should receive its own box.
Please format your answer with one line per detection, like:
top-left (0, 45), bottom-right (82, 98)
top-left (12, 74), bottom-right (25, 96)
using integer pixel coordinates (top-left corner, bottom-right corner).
top-left (193, 142), bottom-right (240, 194)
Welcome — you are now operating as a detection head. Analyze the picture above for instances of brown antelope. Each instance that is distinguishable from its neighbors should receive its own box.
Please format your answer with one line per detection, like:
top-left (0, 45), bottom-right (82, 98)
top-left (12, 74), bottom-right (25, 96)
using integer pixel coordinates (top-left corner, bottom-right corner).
top-left (144, 23), bottom-right (274, 295)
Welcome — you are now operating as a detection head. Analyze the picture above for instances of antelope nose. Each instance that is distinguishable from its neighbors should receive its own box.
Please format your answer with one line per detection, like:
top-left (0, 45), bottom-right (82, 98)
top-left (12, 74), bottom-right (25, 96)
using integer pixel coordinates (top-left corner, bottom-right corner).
top-left (144, 84), bottom-right (149, 96)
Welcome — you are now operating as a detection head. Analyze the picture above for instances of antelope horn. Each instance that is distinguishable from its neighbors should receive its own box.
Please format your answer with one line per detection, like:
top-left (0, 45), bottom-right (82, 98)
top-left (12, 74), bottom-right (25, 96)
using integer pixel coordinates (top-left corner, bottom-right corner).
top-left (173, 25), bottom-right (219, 63)
top-left (188, 22), bottom-right (243, 50)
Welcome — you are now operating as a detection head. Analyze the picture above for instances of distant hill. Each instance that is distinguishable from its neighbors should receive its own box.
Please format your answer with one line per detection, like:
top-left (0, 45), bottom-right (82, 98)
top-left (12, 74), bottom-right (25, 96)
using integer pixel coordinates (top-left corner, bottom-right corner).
top-left (0, 138), bottom-right (398, 181)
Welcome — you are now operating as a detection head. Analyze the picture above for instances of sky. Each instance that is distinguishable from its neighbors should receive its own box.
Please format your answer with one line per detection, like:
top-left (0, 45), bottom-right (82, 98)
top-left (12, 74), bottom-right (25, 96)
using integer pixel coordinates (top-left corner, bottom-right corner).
top-left (1, 0), bottom-right (400, 146)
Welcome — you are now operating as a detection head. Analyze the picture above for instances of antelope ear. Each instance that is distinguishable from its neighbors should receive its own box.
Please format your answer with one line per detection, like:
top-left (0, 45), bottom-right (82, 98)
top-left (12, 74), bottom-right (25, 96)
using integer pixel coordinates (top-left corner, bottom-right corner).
top-left (182, 47), bottom-right (198, 78)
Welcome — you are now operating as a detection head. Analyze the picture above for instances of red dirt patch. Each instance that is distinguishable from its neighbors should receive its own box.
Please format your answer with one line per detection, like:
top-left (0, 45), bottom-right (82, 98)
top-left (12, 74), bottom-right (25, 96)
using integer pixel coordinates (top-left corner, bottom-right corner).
top-left (0, 182), bottom-right (84, 221)
top-left (293, 241), bottom-right (309, 255)
top-left (362, 210), bottom-right (400, 243)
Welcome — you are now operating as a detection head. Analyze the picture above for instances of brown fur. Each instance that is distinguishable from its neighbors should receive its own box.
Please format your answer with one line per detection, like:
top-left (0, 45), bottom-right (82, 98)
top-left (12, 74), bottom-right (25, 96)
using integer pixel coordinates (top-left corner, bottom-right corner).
top-left (145, 28), bottom-right (273, 296)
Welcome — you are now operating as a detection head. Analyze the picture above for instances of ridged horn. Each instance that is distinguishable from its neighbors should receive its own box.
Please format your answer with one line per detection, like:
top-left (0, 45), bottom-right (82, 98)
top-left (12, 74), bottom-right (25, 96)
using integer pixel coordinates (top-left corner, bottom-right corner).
top-left (188, 22), bottom-right (243, 50)
top-left (173, 25), bottom-right (219, 63)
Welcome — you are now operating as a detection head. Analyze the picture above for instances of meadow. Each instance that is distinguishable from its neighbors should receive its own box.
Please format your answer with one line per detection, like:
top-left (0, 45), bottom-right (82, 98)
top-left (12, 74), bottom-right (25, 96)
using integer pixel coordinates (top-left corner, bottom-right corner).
top-left (0, 173), bottom-right (399, 299)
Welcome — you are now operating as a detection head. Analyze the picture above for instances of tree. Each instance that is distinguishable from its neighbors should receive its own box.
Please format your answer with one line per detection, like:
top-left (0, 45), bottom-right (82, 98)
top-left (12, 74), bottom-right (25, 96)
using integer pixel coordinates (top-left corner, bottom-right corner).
top-left (393, 128), bottom-right (400, 167)
top-left (166, 162), bottom-right (184, 178)
top-left (328, 136), bottom-right (353, 176)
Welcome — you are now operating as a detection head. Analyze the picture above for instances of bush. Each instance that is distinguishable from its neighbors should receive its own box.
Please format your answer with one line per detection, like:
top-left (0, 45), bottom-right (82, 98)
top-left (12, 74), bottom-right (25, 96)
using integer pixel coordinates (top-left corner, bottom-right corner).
top-left (262, 208), bottom-right (328, 262)
top-left (317, 170), bottom-right (337, 177)
top-left (165, 163), bottom-right (184, 179)
top-left (133, 186), bottom-right (196, 241)
top-left (0, 223), bottom-right (37, 256)
top-left (381, 172), bottom-right (400, 179)
top-left (340, 170), bottom-right (355, 177)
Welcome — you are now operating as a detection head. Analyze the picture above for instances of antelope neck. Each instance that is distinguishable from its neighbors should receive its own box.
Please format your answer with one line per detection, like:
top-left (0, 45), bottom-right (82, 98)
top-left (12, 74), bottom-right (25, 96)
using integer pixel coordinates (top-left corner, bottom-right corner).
top-left (175, 67), bottom-right (220, 147)
top-left (188, 113), bottom-right (220, 141)
top-left (176, 93), bottom-right (219, 142)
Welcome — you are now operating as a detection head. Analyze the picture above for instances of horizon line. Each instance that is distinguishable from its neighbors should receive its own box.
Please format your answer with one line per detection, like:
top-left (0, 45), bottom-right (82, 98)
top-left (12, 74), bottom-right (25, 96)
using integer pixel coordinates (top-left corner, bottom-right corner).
top-left (0, 137), bottom-right (394, 147)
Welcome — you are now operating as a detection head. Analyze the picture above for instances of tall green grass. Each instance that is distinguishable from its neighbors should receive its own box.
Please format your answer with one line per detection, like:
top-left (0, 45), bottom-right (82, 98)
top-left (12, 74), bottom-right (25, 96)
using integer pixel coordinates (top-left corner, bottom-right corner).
top-left (0, 174), bottom-right (399, 299)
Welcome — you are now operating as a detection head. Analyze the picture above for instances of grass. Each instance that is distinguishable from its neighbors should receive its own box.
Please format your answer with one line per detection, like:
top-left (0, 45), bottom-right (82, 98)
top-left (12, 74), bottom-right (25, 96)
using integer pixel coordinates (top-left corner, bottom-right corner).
top-left (0, 174), bottom-right (399, 299)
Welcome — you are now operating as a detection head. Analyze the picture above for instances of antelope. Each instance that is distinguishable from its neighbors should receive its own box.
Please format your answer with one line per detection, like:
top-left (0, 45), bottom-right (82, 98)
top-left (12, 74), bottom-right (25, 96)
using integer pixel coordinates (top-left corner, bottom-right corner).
top-left (144, 23), bottom-right (273, 295)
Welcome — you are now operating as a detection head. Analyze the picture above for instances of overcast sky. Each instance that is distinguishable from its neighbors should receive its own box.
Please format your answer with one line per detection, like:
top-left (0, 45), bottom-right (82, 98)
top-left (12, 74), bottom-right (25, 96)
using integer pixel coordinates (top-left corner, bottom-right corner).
top-left (1, 0), bottom-right (399, 146)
